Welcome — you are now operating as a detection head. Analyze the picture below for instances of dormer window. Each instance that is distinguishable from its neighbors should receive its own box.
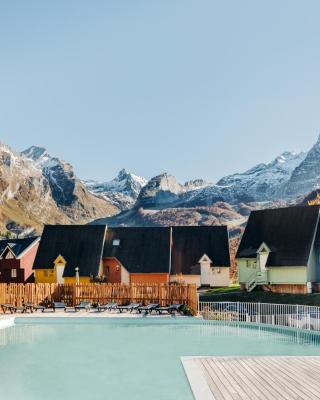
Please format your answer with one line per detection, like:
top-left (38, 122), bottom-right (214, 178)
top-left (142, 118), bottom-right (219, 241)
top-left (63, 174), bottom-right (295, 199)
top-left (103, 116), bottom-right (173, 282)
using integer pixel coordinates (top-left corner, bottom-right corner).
top-left (1, 247), bottom-right (15, 260)
top-left (257, 242), bottom-right (271, 255)
top-left (259, 245), bottom-right (268, 254)
top-left (257, 242), bottom-right (270, 272)
top-left (113, 239), bottom-right (120, 246)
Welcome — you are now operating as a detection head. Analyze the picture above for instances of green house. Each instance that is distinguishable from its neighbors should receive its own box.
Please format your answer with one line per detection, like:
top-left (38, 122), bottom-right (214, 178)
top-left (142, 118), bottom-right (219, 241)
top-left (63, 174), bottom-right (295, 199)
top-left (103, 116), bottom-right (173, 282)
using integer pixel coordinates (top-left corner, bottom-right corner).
top-left (236, 206), bottom-right (320, 294)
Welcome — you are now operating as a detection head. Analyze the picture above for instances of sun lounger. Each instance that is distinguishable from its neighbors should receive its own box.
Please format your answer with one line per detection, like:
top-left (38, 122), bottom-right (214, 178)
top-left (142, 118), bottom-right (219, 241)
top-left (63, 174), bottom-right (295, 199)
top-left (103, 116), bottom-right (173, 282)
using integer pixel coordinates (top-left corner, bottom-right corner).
top-left (23, 302), bottom-right (35, 313)
top-left (97, 302), bottom-right (118, 312)
top-left (63, 301), bottom-right (91, 312)
top-left (75, 301), bottom-right (92, 312)
top-left (155, 304), bottom-right (184, 315)
top-left (34, 304), bottom-right (46, 312)
top-left (116, 303), bottom-right (141, 313)
top-left (0, 304), bottom-right (25, 313)
top-left (137, 303), bottom-right (160, 315)
top-left (52, 302), bottom-right (66, 312)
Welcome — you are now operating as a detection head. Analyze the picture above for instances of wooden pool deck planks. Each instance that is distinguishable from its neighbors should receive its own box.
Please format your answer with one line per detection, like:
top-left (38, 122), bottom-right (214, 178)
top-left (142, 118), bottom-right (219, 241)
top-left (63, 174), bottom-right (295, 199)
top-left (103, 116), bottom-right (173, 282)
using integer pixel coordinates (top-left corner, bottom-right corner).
top-left (181, 356), bottom-right (320, 400)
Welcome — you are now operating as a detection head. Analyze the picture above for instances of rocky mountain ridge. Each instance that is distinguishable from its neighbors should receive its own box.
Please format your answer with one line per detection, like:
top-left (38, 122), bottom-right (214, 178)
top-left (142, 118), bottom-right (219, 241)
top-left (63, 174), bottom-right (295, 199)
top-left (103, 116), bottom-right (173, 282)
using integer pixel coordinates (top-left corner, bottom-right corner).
top-left (0, 144), bottom-right (117, 236)
top-left (84, 169), bottom-right (147, 211)
top-left (2, 135), bottom-right (320, 236)
top-left (90, 136), bottom-right (320, 230)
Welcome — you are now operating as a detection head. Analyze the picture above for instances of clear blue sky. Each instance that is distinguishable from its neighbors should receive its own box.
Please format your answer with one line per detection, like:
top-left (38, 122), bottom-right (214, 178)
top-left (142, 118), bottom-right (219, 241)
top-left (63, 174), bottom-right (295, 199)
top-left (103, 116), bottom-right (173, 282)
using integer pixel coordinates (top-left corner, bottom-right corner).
top-left (0, 0), bottom-right (320, 183)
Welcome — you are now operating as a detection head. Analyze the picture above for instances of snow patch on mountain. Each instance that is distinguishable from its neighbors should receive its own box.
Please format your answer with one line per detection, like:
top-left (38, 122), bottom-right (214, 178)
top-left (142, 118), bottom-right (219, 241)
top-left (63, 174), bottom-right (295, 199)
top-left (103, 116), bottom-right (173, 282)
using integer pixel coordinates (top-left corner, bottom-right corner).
top-left (84, 168), bottom-right (148, 210)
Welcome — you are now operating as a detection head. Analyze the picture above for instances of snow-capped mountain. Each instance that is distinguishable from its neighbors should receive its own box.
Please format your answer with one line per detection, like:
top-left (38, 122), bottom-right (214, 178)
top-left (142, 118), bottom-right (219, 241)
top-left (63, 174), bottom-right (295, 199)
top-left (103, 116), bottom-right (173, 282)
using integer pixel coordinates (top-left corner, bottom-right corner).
top-left (0, 144), bottom-right (117, 235)
top-left (285, 135), bottom-right (320, 197)
top-left (22, 146), bottom-right (77, 206)
top-left (21, 145), bottom-right (118, 218)
top-left (134, 151), bottom-right (306, 209)
top-left (84, 169), bottom-right (147, 210)
top-left (3, 135), bottom-right (320, 236)
top-left (179, 150), bottom-right (306, 207)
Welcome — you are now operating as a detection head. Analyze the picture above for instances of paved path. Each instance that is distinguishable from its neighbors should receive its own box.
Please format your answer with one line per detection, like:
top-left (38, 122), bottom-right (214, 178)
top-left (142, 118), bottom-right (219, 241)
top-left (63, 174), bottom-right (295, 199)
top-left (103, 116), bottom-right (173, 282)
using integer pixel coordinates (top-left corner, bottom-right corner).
top-left (182, 356), bottom-right (320, 400)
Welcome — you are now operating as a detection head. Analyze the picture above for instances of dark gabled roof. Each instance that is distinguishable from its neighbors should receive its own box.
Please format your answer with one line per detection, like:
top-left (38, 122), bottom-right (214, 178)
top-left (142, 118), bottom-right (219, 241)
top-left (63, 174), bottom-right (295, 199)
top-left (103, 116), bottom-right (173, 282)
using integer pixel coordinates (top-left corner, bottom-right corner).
top-left (171, 226), bottom-right (231, 275)
top-left (103, 226), bottom-right (231, 275)
top-left (33, 225), bottom-right (106, 277)
top-left (236, 206), bottom-right (320, 267)
top-left (103, 227), bottom-right (170, 273)
top-left (0, 237), bottom-right (39, 258)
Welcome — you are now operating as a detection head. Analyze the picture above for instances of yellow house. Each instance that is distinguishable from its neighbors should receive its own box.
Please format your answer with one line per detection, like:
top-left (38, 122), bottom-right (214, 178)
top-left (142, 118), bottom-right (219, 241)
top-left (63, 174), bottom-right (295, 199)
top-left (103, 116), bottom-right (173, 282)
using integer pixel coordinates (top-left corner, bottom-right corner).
top-left (33, 225), bottom-right (107, 283)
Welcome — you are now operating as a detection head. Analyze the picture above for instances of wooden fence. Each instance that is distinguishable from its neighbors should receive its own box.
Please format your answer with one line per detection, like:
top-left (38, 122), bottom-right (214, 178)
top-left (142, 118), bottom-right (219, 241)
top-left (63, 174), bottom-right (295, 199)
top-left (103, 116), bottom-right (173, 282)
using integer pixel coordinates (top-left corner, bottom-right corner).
top-left (0, 283), bottom-right (198, 315)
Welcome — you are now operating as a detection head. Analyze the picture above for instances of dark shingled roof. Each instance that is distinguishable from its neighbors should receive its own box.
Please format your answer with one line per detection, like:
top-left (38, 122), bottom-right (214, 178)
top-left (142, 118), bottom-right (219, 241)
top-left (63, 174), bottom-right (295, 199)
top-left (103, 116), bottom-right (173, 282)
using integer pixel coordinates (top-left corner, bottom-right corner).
top-left (103, 226), bottom-right (230, 275)
top-left (0, 237), bottom-right (39, 258)
top-left (171, 226), bottom-right (231, 275)
top-left (33, 225), bottom-right (106, 277)
top-left (103, 227), bottom-right (170, 273)
top-left (236, 206), bottom-right (320, 267)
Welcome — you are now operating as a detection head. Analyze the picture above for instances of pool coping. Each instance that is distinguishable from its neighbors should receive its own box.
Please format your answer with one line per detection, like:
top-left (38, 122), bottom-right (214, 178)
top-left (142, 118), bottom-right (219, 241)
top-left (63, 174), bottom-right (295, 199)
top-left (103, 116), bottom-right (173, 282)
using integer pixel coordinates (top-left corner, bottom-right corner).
top-left (181, 356), bottom-right (215, 400)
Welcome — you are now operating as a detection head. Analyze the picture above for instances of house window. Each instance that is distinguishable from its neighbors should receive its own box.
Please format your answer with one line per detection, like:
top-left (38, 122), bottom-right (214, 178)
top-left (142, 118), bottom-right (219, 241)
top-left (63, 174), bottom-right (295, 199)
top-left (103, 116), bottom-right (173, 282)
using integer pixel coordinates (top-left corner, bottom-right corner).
top-left (246, 260), bottom-right (256, 268)
top-left (11, 269), bottom-right (17, 278)
top-left (113, 239), bottom-right (120, 246)
top-left (44, 270), bottom-right (48, 277)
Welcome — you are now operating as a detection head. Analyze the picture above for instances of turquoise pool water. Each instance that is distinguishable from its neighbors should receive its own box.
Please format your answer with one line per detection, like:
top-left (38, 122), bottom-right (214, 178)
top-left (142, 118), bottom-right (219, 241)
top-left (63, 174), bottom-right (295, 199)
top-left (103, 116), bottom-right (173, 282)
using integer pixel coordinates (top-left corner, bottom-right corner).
top-left (0, 318), bottom-right (320, 400)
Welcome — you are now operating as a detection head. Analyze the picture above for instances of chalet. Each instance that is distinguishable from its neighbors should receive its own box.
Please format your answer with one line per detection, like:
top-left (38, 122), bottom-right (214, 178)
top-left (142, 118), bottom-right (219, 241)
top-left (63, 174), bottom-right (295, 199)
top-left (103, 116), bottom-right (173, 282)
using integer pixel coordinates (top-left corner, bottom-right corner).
top-left (0, 237), bottom-right (40, 283)
top-left (33, 225), bottom-right (231, 287)
top-left (237, 206), bottom-right (320, 294)
top-left (169, 226), bottom-right (231, 287)
top-left (103, 227), bottom-right (170, 284)
top-left (33, 225), bottom-right (106, 284)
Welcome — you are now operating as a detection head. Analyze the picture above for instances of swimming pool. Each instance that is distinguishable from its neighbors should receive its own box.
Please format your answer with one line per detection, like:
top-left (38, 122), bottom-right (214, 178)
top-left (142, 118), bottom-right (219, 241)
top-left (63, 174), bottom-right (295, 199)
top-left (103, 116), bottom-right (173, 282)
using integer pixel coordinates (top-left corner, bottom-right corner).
top-left (1, 318), bottom-right (320, 400)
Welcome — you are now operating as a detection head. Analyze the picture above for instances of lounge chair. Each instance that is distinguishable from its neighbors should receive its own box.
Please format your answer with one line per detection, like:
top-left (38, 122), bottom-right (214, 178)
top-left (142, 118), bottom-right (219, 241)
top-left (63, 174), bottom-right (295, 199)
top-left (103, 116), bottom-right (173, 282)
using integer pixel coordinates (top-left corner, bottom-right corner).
top-left (23, 302), bottom-right (36, 313)
top-left (116, 303), bottom-right (141, 313)
top-left (97, 302), bottom-right (118, 312)
top-left (0, 303), bottom-right (25, 314)
top-left (155, 304), bottom-right (184, 315)
top-left (137, 303), bottom-right (159, 315)
top-left (64, 301), bottom-right (91, 312)
top-left (75, 301), bottom-right (92, 312)
top-left (53, 301), bottom-right (66, 312)
top-left (33, 304), bottom-right (46, 312)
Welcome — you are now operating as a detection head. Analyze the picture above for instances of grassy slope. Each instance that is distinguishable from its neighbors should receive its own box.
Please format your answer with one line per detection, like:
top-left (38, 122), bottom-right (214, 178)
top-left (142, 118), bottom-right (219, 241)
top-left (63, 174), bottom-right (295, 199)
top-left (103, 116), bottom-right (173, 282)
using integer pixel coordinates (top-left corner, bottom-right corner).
top-left (200, 288), bottom-right (320, 306)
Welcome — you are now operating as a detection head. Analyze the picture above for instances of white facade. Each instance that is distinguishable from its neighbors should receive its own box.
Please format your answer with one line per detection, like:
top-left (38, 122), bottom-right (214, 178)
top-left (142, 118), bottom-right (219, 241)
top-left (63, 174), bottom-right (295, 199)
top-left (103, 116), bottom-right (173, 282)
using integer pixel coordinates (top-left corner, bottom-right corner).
top-left (199, 254), bottom-right (230, 287)
top-left (170, 254), bottom-right (230, 288)
top-left (121, 266), bottom-right (130, 284)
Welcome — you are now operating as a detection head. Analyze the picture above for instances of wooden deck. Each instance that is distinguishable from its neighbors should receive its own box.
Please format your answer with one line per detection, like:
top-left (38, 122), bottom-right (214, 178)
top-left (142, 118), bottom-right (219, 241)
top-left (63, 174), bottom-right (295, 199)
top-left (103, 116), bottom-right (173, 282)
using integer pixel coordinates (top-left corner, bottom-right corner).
top-left (181, 356), bottom-right (320, 400)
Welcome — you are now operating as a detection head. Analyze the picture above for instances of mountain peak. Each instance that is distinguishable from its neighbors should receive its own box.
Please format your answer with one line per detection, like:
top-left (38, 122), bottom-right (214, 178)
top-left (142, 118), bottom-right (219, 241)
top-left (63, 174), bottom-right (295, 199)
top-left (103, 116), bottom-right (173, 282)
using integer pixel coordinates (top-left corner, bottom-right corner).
top-left (117, 168), bottom-right (130, 179)
top-left (84, 169), bottom-right (147, 211)
top-left (22, 146), bottom-right (49, 162)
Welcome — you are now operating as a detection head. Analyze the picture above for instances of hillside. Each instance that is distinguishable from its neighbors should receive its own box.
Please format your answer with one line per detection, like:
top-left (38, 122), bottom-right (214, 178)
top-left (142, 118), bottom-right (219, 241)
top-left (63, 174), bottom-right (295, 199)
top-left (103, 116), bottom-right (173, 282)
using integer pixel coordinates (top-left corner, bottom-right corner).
top-left (2, 135), bottom-right (320, 237)
top-left (0, 144), bottom-right (118, 236)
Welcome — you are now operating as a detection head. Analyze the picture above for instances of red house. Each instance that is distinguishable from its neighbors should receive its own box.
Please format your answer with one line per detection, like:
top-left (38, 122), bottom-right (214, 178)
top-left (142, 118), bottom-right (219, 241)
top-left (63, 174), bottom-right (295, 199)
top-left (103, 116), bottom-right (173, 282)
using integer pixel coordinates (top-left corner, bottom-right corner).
top-left (0, 237), bottom-right (40, 283)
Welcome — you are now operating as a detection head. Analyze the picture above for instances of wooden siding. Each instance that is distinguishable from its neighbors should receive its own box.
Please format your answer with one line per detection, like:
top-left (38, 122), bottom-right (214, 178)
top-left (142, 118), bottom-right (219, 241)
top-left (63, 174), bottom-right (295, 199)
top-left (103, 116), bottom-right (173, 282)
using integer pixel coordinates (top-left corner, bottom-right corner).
top-left (103, 258), bottom-right (122, 283)
top-left (262, 283), bottom-right (308, 294)
top-left (130, 273), bottom-right (169, 284)
top-left (0, 283), bottom-right (198, 314)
